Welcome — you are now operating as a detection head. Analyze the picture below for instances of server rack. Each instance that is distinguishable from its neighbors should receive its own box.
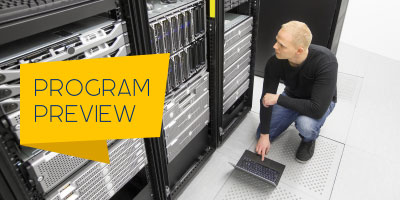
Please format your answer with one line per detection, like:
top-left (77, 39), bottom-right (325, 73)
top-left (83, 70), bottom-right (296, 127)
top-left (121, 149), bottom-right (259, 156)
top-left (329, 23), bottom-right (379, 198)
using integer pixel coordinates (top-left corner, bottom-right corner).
top-left (0, 1), bottom-right (156, 200)
top-left (135, 0), bottom-right (218, 199)
top-left (253, 0), bottom-right (345, 77)
top-left (0, 0), bottom-right (118, 46)
top-left (209, 0), bottom-right (260, 145)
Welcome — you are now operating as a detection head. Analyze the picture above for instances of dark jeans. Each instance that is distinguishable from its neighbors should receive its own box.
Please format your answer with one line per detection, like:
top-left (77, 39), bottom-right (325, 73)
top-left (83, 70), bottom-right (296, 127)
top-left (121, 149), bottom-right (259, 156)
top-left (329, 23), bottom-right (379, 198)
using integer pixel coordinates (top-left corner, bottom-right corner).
top-left (256, 92), bottom-right (336, 142)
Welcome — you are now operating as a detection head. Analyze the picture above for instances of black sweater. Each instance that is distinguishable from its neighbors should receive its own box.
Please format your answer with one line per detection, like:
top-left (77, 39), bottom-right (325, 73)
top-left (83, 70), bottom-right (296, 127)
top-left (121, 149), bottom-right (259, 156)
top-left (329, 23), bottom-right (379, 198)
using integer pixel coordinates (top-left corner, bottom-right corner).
top-left (259, 44), bottom-right (338, 134)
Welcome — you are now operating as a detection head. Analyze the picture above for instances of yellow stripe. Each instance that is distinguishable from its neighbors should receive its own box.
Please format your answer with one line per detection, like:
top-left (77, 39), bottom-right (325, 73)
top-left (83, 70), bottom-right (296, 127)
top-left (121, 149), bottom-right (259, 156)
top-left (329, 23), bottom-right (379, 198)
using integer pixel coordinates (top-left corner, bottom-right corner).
top-left (210, 0), bottom-right (215, 18)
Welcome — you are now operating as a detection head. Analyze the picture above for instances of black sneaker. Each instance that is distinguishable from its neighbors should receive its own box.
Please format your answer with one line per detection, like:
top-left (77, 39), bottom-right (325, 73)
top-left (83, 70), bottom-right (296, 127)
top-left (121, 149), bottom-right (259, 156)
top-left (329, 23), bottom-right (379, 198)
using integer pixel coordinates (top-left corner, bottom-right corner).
top-left (295, 140), bottom-right (315, 163)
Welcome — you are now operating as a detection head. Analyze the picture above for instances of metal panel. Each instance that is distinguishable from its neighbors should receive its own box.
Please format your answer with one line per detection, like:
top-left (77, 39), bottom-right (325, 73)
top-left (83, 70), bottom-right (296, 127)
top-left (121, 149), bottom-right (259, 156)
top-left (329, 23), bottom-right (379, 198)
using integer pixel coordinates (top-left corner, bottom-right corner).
top-left (224, 15), bottom-right (253, 50)
top-left (167, 58), bottom-right (175, 94)
top-left (185, 9), bottom-right (195, 44)
top-left (224, 0), bottom-right (248, 12)
top-left (0, 0), bottom-right (117, 46)
top-left (190, 41), bottom-right (198, 72)
top-left (216, 170), bottom-right (307, 200)
top-left (162, 18), bottom-right (173, 53)
top-left (149, 24), bottom-right (157, 53)
top-left (0, 85), bottom-right (19, 102)
top-left (46, 139), bottom-right (148, 200)
top-left (224, 0), bottom-right (231, 11)
top-left (178, 13), bottom-right (186, 48)
top-left (0, 17), bottom-right (125, 66)
top-left (166, 108), bottom-right (210, 163)
top-left (223, 79), bottom-right (249, 114)
top-left (154, 22), bottom-right (165, 53)
top-left (0, 70), bottom-right (19, 85)
top-left (5, 111), bottom-right (20, 139)
top-left (198, 3), bottom-right (205, 35)
top-left (78, 34), bottom-right (129, 59)
top-left (163, 70), bottom-right (208, 126)
top-left (171, 15), bottom-right (180, 52)
top-left (192, 6), bottom-right (200, 37)
top-left (216, 133), bottom-right (344, 200)
top-left (0, 98), bottom-right (20, 116)
top-left (197, 38), bottom-right (206, 67)
top-left (223, 65), bottom-right (250, 101)
top-left (173, 54), bottom-right (182, 87)
top-left (164, 91), bottom-right (209, 145)
top-left (223, 50), bottom-right (251, 85)
top-left (26, 140), bottom-right (120, 194)
top-left (224, 34), bottom-right (252, 69)
top-left (147, 0), bottom-right (203, 21)
top-left (108, 44), bottom-right (130, 57)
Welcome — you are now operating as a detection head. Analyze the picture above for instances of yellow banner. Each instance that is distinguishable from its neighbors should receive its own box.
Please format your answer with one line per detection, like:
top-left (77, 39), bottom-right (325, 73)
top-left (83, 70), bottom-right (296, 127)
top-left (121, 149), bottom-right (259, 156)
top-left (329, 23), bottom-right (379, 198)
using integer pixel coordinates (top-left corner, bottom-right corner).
top-left (20, 54), bottom-right (170, 163)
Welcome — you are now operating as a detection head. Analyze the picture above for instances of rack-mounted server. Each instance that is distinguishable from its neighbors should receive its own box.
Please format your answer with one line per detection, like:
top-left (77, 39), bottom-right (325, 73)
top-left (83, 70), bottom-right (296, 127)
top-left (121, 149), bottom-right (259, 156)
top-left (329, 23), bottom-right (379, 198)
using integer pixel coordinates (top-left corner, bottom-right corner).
top-left (0, 15), bottom-right (148, 200)
top-left (222, 13), bottom-right (253, 114)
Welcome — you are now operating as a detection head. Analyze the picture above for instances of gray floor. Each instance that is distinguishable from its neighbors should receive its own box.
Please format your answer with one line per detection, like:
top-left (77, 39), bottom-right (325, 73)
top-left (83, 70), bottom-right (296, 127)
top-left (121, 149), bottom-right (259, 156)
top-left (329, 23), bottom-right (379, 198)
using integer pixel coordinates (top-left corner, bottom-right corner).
top-left (177, 42), bottom-right (400, 200)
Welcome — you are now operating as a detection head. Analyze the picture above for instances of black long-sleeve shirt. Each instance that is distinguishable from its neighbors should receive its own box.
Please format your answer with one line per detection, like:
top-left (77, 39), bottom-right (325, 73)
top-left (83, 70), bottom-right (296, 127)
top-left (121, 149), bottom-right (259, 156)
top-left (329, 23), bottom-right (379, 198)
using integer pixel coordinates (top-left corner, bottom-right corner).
top-left (259, 44), bottom-right (338, 134)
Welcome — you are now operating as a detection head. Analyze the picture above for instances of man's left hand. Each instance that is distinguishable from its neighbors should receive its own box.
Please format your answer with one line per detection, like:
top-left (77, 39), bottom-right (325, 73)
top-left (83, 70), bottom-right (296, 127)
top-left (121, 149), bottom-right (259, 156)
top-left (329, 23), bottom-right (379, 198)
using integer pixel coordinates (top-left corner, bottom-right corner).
top-left (262, 93), bottom-right (279, 108)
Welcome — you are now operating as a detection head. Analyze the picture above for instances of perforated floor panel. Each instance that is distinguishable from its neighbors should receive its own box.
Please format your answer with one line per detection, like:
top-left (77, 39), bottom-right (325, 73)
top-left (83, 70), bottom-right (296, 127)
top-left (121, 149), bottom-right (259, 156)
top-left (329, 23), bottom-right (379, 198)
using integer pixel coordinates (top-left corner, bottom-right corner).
top-left (336, 73), bottom-right (363, 104)
top-left (216, 170), bottom-right (308, 200)
top-left (215, 129), bottom-right (344, 200)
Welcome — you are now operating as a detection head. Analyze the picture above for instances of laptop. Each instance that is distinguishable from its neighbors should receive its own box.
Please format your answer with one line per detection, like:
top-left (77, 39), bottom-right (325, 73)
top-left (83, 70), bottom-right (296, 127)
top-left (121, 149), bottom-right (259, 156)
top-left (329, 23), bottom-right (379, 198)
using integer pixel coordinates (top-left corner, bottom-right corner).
top-left (229, 150), bottom-right (285, 186)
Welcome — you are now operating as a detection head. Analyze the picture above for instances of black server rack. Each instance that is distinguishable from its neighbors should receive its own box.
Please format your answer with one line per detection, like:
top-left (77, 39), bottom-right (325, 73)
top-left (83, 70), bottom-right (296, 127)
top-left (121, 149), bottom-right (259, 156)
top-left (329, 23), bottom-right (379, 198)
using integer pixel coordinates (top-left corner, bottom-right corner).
top-left (209, 0), bottom-right (260, 145)
top-left (253, 0), bottom-right (347, 77)
top-left (0, 1), bottom-right (156, 200)
top-left (136, 0), bottom-right (218, 199)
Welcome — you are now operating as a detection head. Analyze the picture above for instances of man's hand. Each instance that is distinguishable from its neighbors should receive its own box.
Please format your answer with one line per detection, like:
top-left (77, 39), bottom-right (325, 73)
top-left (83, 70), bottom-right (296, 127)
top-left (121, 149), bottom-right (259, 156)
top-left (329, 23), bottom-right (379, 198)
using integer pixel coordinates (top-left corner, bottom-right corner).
top-left (262, 93), bottom-right (279, 108)
top-left (256, 134), bottom-right (271, 161)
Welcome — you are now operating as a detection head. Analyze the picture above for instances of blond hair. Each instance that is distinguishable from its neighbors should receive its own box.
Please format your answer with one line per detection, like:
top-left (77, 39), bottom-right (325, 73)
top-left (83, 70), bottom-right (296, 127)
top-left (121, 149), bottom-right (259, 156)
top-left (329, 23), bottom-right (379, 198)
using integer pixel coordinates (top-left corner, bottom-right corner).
top-left (281, 21), bottom-right (312, 49)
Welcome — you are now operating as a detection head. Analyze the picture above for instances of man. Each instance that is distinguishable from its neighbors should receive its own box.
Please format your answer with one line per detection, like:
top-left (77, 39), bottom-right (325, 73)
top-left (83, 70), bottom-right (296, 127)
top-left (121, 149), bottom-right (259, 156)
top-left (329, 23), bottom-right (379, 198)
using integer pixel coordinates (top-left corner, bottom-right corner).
top-left (256, 21), bottom-right (337, 163)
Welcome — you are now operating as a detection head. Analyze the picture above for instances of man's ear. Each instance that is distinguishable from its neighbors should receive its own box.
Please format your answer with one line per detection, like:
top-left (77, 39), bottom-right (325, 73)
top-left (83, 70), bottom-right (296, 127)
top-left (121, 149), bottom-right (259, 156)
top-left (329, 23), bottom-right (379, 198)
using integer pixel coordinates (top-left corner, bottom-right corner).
top-left (296, 47), bottom-right (304, 55)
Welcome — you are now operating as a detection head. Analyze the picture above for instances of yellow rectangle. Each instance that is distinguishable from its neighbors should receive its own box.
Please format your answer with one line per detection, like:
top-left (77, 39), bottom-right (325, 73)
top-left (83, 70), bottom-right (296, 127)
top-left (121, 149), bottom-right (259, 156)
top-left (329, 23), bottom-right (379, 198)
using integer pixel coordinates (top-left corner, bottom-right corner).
top-left (20, 54), bottom-right (169, 144)
top-left (210, 0), bottom-right (215, 18)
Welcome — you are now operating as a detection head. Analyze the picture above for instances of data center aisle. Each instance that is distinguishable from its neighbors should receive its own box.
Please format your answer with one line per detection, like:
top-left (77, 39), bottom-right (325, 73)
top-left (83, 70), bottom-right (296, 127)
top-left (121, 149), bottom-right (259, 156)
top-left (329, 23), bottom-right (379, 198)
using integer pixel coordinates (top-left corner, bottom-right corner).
top-left (178, 42), bottom-right (400, 200)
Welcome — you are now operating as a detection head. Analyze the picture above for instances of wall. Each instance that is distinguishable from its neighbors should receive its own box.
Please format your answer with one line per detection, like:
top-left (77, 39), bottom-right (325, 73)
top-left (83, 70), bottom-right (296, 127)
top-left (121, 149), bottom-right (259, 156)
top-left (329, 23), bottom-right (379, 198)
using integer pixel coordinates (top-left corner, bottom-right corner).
top-left (340, 0), bottom-right (400, 61)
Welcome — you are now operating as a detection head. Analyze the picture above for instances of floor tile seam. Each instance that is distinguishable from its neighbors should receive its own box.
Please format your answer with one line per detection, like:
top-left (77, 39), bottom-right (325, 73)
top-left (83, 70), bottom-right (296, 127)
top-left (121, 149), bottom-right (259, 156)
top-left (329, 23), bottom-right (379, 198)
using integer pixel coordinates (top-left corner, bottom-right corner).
top-left (275, 178), bottom-right (321, 200)
top-left (192, 150), bottom-right (237, 200)
top-left (215, 133), bottom-right (345, 200)
top-left (203, 152), bottom-right (232, 199)
top-left (278, 175), bottom-right (330, 200)
top-left (343, 76), bottom-right (365, 145)
top-left (315, 135), bottom-right (344, 146)
top-left (338, 71), bottom-right (364, 79)
top-left (212, 166), bottom-right (236, 200)
top-left (278, 138), bottom-right (344, 199)
top-left (328, 143), bottom-right (347, 200)
top-left (179, 152), bottom-right (224, 192)
top-left (350, 74), bottom-right (364, 109)
top-left (339, 42), bottom-right (400, 63)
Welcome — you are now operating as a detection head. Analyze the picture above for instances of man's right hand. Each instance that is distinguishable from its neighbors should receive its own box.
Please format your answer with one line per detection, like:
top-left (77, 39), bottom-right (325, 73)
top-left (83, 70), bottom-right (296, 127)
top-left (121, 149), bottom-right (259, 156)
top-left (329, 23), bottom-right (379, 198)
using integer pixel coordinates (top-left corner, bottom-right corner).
top-left (256, 133), bottom-right (271, 161)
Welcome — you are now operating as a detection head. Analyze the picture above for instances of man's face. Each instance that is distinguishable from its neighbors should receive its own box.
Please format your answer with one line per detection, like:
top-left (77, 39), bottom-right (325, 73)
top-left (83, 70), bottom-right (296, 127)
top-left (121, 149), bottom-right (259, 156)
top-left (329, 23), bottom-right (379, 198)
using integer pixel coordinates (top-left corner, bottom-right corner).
top-left (273, 29), bottom-right (298, 60)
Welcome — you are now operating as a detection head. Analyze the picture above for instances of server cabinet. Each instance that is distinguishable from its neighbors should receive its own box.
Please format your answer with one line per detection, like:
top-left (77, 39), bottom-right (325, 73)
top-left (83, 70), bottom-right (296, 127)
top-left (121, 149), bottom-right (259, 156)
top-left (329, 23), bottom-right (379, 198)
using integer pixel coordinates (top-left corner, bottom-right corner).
top-left (0, 0), bottom-right (118, 46)
top-left (254, 0), bottom-right (347, 77)
top-left (137, 0), bottom-right (218, 199)
top-left (0, 1), bottom-right (155, 200)
top-left (208, 0), bottom-right (260, 145)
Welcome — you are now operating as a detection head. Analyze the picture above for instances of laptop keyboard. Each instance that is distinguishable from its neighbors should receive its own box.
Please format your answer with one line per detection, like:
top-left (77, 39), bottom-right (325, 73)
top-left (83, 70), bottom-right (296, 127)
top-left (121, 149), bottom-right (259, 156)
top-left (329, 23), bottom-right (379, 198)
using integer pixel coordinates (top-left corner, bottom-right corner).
top-left (237, 157), bottom-right (279, 185)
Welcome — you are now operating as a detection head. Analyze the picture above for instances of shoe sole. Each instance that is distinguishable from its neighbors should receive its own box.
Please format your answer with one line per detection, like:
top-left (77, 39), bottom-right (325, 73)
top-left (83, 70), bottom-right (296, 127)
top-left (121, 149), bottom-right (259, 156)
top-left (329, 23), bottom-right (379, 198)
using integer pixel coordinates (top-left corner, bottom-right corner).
top-left (295, 158), bottom-right (308, 164)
